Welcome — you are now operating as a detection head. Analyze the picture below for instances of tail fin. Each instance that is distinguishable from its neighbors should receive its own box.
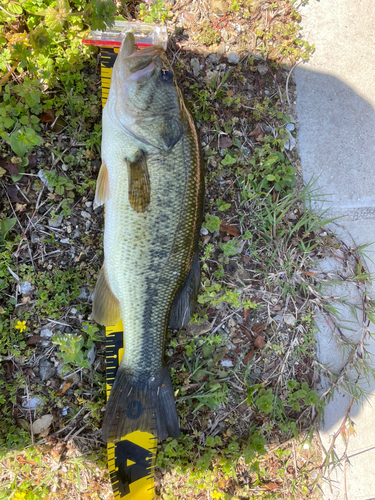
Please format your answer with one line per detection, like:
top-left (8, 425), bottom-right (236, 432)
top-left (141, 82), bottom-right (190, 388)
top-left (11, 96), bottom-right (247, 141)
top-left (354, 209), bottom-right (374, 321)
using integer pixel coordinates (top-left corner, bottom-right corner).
top-left (102, 366), bottom-right (180, 442)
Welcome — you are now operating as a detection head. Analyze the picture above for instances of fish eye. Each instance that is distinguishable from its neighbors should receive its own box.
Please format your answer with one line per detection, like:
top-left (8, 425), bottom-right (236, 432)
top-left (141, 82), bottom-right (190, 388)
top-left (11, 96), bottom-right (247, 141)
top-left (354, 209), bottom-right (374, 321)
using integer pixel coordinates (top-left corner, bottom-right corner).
top-left (160, 70), bottom-right (174, 83)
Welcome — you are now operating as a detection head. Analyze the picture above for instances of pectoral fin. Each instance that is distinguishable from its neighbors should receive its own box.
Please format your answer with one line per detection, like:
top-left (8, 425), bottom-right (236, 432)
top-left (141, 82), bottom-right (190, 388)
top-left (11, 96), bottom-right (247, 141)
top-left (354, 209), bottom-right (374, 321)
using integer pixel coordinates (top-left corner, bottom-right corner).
top-left (94, 161), bottom-right (110, 209)
top-left (92, 264), bottom-right (121, 326)
top-left (127, 151), bottom-right (150, 212)
top-left (168, 252), bottom-right (200, 329)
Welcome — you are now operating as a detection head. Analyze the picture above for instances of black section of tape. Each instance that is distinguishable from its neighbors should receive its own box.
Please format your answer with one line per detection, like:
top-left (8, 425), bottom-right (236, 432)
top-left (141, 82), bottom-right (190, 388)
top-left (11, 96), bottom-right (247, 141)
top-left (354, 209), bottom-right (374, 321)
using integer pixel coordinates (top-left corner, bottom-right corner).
top-left (106, 331), bottom-right (123, 387)
top-left (101, 47), bottom-right (117, 69)
top-left (111, 439), bottom-right (154, 497)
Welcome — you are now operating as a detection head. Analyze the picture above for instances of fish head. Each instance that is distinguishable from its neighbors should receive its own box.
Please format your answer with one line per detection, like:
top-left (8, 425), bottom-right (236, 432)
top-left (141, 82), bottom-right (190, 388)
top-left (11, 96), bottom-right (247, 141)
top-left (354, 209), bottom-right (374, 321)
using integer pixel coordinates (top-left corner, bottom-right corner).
top-left (107, 33), bottom-right (185, 151)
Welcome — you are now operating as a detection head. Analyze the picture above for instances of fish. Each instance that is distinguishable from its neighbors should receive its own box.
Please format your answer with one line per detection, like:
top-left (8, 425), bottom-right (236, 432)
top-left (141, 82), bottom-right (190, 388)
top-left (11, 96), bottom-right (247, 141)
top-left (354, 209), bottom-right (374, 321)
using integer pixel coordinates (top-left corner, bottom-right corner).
top-left (92, 33), bottom-right (204, 443)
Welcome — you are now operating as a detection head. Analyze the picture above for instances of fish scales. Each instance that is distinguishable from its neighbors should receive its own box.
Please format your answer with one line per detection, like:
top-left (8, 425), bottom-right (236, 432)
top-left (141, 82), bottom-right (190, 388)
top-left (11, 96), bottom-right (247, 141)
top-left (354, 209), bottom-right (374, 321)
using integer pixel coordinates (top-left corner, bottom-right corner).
top-left (93, 33), bottom-right (204, 442)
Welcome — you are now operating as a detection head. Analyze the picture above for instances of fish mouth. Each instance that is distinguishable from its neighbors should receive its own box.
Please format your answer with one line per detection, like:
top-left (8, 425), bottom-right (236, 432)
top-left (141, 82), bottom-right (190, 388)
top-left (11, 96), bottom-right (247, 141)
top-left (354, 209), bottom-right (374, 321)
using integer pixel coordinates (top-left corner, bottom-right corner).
top-left (118, 33), bottom-right (164, 80)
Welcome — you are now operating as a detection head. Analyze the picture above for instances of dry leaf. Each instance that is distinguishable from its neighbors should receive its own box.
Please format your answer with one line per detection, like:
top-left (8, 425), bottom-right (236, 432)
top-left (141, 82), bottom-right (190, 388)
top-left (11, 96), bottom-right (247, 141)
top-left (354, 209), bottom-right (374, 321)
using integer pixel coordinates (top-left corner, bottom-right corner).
top-left (220, 221), bottom-right (240, 237)
top-left (32, 414), bottom-right (53, 435)
top-left (0, 167), bottom-right (6, 178)
top-left (261, 482), bottom-right (280, 490)
top-left (26, 335), bottom-right (42, 345)
top-left (252, 323), bottom-right (266, 338)
top-left (55, 380), bottom-right (73, 396)
top-left (210, 136), bottom-right (233, 149)
top-left (40, 109), bottom-right (55, 123)
top-left (6, 185), bottom-right (20, 202)
top-left (248, 124), bottom-right (263, 137)
top-left (254, 336), bottom-right (266, 349)
top-left (16, 203), bottom-right (27, 212)
top-left (244, 350), bottom-right (255, 363)
top-left (300, 271), bottom-right (318, 277)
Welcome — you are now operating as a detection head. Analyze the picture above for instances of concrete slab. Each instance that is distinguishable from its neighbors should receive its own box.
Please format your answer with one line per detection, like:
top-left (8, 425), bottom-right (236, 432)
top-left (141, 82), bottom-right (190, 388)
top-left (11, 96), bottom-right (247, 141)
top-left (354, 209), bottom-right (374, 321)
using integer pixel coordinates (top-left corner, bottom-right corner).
top-left (294, 0), bottom-right (375, 497)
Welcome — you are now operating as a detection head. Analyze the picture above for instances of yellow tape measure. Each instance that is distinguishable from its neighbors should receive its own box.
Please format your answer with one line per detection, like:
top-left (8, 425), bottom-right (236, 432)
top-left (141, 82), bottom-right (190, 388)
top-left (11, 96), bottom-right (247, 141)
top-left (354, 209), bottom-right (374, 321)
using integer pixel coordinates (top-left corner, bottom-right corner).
top-left (102, 49), bottom-right (157, 499)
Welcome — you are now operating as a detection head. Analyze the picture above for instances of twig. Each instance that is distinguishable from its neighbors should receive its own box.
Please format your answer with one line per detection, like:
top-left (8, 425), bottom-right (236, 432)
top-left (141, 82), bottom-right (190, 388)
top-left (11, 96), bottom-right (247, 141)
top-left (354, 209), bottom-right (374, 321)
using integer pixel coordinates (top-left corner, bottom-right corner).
top-left (25, 378), bottom-right (34, 445)
top-left (286, 61), bottom-right (302, 107)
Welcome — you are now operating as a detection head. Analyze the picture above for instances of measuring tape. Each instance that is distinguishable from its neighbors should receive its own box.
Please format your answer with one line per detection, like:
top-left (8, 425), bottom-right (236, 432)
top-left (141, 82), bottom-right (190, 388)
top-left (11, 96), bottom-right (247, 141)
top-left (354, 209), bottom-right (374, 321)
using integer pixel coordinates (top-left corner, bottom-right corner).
top-left (106, 322), bottom-right (157, 499)
top-left (84, 27), bottom-right (167, 497)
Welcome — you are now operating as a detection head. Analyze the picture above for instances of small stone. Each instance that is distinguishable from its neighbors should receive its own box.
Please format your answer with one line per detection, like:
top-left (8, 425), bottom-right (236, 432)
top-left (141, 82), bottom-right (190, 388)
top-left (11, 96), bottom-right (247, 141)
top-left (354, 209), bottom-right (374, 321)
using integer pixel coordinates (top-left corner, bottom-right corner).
top-left (221, 28), bottom-right (229, 42)
top-left (200, 227), bottom-right (209, 236)
top-left (85, 201), bottom-right (92, 208)
top-left (87, 344), bottom-right (97, 365)
top-left (78, 287), bottom-right (91, 301)
top-left (185, 320), bottom-right (211, 336)
top-left (206, 53), bottom-right (219, 66)
top-left (48, 215), bottom-right (63, 228)
top-left (257, 64), bottom-right (268, 76)
top-left (205, 70), bottom-right (219, 83)
top-left (22, 396), bottom-right (44, 410)
top-left (30, 232), bottom-right (40, 244)
top-left (72, 229), bottom-right (81, 239)
top-left (283, 314), bottom-right (296, 327)
top-left (70, 308), bottom-right (78, 315)
top-left (221, 358), bottom-right (233, 367)
top-left (284, 132), bottom-right (296, 151)
top-left (32, 414), bottom-right (53, 435)
top-left (285, 123), bottom-right (295, 132)
top-left (38, 169), bottom-right (48, 185)
top-left (60, 238), bottom-right (70, 244)
top-left (81, 211), bottom-right (91, 219)
top-left (210, 0), bottom-right (229, 16)
top-left (190, 58), bottom-right (200, 77)
top-left (19, 281), bottom-right (33, 294)
top-left (227, 52), bottom-right (240, 65)
top-left (216, 42), bottom-right (226, 59)
top-left (67, 225), bottom-right (72, 234)
top-left (40, 329), bottom-right (53, 338)
top-left (39, 357), bottom-right (56, 382)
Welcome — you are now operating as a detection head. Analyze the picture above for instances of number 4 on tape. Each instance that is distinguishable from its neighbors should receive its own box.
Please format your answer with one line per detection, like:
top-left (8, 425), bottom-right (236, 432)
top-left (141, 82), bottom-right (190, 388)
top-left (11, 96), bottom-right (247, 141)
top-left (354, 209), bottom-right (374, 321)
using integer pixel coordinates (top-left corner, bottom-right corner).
top-left (106, 322), bottom-right (157, 499)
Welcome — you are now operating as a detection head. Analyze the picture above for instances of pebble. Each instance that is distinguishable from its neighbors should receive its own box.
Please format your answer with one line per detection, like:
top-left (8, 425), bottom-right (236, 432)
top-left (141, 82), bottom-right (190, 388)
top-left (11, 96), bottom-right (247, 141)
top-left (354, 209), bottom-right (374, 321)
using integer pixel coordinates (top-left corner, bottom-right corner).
top-left (67, 225), bottom-right (72, 234)
top-left (85, 201), bottom-right (92, 208)
top-left (19, 281), bottom-right (33, 294)
top-left (48, 215), bottom-right (63, 228)
top-left (283, 314), bottom-right (296, 327)
top-left (60, 238), bottom-right (70, 244)
top-left (221, 359), bottom-right (233, 368)
top-left (40, 329), bottom-right (53, 338)
top-left (30, 232), bottom-right (40, 244)
top-left (284, 132), bottom-right (296, 151)
top-left (227, 52), bottom-right (240, 65)
top-left (285, 123), bottom-right (295, 132)
top-left (205, 70), bottom-right (218, 83)
top-left (78, 287), bottom-right (91, 301)
top-left (39, 357), bottom-right (56, 382)
top-left (257, 64), bottom-right (268, 76)
top-left (87, 344), bottom-right (97, 365)
top-left (206, 53), bottom-right (219, 66)
top-left (221, 28), bottom-right (229, 42)
top-left (81, 211), bottom-right (91, 219)
top-left (190, 58), bottom-right (200, 77)
top-left (38, 169), bottom-right (48, 185)
top-left (22, 396), bottom-right (44, 410)
top-left (200, 227), bottom-right (209, 236)
top-left (72, 229), bottom-right (81, 239)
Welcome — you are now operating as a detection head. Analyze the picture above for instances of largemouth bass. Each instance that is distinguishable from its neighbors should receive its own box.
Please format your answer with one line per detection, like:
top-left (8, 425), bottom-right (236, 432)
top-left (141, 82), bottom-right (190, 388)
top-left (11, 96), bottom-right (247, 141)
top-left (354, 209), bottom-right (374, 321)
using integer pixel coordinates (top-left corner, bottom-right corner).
top-left (92, 33), bottom-right (204, 442)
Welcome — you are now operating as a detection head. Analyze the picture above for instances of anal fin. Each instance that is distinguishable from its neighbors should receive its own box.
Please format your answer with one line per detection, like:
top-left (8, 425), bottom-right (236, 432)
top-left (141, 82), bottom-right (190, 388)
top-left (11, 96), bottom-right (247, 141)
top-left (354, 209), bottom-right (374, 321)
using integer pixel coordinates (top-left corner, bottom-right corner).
top-left (92, 263), bottom-right (121, 326)
top-left (168, 251), bottom-right (200, 330)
